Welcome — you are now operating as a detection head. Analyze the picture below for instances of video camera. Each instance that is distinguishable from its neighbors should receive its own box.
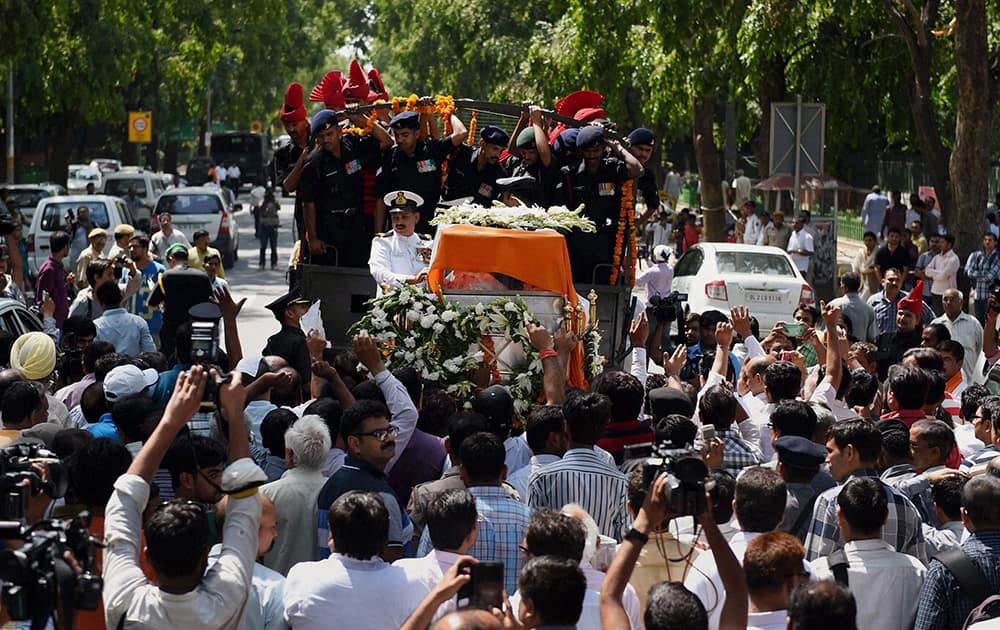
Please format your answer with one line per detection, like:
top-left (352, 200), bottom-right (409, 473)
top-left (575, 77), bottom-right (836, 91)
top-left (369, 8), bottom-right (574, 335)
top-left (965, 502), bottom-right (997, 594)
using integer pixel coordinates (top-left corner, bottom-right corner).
top-left (989, 280), bottom-right (1000, 314)
top-left (0, 444), bottom-right (103, 629)
top-left (648, 291), bottom-right (685, 324)
top-left (641, 442), bottom-right (710, 517)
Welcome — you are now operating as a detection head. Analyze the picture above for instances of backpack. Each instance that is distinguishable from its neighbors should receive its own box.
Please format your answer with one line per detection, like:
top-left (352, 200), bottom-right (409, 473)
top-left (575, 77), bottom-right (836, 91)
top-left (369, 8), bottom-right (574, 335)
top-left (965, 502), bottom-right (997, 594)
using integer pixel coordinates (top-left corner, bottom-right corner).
top-left (257, 200), bottom-right (280, 227)
top-left (932, 547), bottom-right (998, 629)
top-left (966, 595), bottom-right (1000, 629)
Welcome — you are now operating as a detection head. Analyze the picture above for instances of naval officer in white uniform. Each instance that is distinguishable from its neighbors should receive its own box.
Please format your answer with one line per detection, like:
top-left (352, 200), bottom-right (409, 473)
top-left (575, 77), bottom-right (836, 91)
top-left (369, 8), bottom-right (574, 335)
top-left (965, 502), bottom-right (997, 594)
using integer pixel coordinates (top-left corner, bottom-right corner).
top-left (368, 190), bottom-right (433, 289)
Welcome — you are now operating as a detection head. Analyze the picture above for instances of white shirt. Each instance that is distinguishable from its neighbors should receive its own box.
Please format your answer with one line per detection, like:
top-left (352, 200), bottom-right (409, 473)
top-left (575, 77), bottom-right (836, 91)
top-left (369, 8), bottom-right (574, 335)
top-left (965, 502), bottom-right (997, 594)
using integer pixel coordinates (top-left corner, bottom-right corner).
top-left (923, 249), bottom-right (961, 295)
top-left (809, 539), bottom-right (926, 630)
top-left (809, 381), bottom-right (862, 421)
top-left (260, 467), bottom-right (328, 576)
top-left (932, 311), bottom-right (984, 381)
top-left (368, 231), bottom-right (430, 288)
top-left (684, 530), bottom-right (763, 630)
top-left (733, 175), bottom-right (752, 206)
top-left (509, 562), bottom-right (645, 630)
top-left (229, 165), bottom-right (241, 178)
top-left (283, 553), bottom-right (427, 630)
top-left (103, 470), bottom-right (262, 629)
top-left (395, 549), bottom-right (463, 622)
top-left (207, 545), bottom-right (288, 630)
top-left (636, 262), bottom-right (674, 299)
top-left (150, 228), bottom-right (191, 259)
top-left (216, 166), bottom-right (228, 180)
top-left (787, 228), bottom-right (814, 273)
top-left (748, 609), bottom-right (789, 630)
top-left (922, 520), bottom-right (967, 555)
top-left (507, 453), bottom-right (560, 503)
top-left (743, 213), bottom-right (762, 245)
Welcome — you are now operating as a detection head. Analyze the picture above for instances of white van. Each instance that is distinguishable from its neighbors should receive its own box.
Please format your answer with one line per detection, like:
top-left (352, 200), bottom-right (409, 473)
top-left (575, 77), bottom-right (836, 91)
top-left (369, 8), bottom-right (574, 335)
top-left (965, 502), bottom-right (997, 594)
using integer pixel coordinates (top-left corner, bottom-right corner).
top-left (102, 170), bottom-right (165, 231)
top-left (27, 195), bottom-right (137, 278)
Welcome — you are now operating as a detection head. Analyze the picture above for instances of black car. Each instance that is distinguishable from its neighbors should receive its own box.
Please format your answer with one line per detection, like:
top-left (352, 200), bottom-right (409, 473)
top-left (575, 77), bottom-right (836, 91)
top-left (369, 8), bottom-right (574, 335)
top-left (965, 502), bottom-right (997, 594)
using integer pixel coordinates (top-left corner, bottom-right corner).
top-left (186, 157), bottom-right (215, 186)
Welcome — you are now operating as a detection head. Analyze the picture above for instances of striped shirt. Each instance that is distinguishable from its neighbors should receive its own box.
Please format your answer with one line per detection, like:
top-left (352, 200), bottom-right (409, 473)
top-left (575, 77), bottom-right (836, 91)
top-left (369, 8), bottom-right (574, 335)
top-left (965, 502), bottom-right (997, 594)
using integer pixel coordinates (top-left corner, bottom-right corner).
top-left (868, 290), bottom-right (936, 334)
top-left (915, 531), bottom-right (1000, 630)
top-left (416, 485), bottom-right (531, 595)
top-left (803, 468), bottom-right (927, 564)
top-left (964, 249), bottom-right (1000, 299)
top-left (718, 428), bottom-right (763, 478)
top-left (528, 447), bottom-right (629, 541)
top-left (961, 444), bottom-right (998, 470)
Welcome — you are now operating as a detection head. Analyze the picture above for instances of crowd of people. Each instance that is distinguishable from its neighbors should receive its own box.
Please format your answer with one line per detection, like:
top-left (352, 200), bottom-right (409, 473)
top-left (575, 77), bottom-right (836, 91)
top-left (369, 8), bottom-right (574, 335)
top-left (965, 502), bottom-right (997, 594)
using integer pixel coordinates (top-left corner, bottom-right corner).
top-left (4, 63), bottom-right (1000, 630)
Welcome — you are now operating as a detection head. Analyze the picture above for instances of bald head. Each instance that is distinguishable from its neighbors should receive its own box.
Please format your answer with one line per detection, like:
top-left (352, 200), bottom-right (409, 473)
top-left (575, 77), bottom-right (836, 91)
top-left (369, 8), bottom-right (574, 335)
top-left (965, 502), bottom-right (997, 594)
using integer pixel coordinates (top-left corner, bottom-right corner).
top-left (216, 494), bottom-right (278, 557)
top-left (432, 610), bottom-right (503, 630)
top-left (942, 288), bottom-right (964, 319)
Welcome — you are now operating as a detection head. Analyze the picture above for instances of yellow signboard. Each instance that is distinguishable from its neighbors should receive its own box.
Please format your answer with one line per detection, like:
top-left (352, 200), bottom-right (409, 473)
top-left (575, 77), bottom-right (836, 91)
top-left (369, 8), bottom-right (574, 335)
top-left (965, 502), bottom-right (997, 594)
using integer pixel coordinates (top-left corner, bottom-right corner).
top-left (250, 120), bottom-right (263, 133)
top-left (128, 112), bottom-right (152, 143)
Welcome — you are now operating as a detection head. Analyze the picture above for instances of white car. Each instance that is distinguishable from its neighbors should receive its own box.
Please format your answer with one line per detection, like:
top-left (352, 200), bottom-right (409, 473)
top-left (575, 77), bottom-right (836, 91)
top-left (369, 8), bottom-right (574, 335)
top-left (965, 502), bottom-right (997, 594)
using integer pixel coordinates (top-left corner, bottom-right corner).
top-left (26, 195), bottom-right (137, 277)
top-left (670, 242), bottom-right (815, 332)
top-left (152, 187), bottom-right (241, 268)
top-left (67, 165), bottom-right (103, 194)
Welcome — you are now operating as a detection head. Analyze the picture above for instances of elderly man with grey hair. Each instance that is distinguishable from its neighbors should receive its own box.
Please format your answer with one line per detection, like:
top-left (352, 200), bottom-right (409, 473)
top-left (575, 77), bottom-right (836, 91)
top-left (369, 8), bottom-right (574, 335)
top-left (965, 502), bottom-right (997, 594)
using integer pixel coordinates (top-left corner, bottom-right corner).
top-left (932, 288), bottom-right (983, 381)
top-left (260, 415), bottom-right (331, 575)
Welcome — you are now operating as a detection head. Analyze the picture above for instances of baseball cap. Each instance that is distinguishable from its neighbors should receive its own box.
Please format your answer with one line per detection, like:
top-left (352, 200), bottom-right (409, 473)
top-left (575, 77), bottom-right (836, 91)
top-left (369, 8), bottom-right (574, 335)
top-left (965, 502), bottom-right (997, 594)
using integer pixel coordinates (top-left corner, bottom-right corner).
top-left (104, 365), bottom-right (159, 402)
top-left (472, 385), bottom-right (514, 432)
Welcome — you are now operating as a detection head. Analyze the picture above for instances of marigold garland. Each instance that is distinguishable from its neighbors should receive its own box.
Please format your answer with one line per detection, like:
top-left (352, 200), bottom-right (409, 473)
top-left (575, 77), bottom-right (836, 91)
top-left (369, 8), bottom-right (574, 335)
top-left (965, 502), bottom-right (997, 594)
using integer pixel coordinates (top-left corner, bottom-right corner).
top-left (479, 335), bottom-right (503, 384)
top-left (341, 113), bottom-right (378, 137)
top-left (466, 111), bottom-right (478, 145)
top-left (610, 180), bottom-right (637, 286)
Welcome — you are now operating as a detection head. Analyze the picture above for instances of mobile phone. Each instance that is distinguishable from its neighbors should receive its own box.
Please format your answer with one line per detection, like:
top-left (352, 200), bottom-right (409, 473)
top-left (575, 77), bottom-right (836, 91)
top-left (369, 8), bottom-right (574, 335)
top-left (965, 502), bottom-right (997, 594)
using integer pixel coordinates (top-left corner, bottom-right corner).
top-left (40, 290), bottom-right (49, 303)
top-left (701, 424), bottom-right (716, 442)
top-left (783, 322), bottom-right (806, 337)
top-left (458, 562), bottom-right (505, 609)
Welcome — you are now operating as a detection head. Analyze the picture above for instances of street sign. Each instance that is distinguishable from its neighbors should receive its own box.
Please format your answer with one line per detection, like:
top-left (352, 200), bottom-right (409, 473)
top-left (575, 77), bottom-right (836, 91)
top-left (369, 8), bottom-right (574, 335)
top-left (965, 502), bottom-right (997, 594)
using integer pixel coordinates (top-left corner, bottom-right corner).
top-left (769, 101), bottom-right (825, 177)
top-left (128, 111), bottom-right (152, 143)
top-left (250, 120), bottom-right (263, 133)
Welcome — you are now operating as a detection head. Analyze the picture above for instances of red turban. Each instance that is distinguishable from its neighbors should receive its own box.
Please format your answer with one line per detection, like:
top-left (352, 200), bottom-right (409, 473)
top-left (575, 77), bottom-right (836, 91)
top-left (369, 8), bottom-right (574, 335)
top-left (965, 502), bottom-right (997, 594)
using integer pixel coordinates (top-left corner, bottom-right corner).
top-left (898, 281), bottom-right (924, 316)
top-left (367, 68), bottom-right (388, 103)
top-left (309, 71), bottom-right (346, 110)
top-left (344, 60), bottom-right (370, 100)
top-left (279, 83), bottom-right (307, 124)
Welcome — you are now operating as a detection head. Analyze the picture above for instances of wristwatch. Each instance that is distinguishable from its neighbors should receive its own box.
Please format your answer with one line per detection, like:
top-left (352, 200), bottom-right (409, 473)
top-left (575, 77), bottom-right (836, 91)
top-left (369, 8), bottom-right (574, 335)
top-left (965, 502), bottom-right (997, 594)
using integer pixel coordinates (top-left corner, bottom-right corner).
top-left (624, 527), bottom-right (649, 545)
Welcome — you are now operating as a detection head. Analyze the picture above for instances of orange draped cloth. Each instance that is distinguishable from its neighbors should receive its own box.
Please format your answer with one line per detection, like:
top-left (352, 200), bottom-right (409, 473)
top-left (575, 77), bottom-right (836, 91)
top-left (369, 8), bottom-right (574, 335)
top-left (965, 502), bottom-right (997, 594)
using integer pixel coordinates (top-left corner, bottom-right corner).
top-left (427, 224), bottom-right (589, 390)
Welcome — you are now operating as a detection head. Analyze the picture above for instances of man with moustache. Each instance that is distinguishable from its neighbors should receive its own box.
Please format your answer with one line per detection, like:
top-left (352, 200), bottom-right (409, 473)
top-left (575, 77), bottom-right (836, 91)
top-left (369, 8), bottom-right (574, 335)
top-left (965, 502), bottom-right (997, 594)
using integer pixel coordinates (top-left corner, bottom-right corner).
top-left (441, 125), bottom-right (510, 207)
top-left (368, 191), bottom-right (433, 289)
top-left (272, 83), bottom-right (311, 247)
top-left (504, 105), bottom-right (558, 207)
top-left (375, 109), bottom-right (468, 235)
top-left (299, 108), bottom-right (393, 267)
top-left (556, 125), bottom-right (644, 284)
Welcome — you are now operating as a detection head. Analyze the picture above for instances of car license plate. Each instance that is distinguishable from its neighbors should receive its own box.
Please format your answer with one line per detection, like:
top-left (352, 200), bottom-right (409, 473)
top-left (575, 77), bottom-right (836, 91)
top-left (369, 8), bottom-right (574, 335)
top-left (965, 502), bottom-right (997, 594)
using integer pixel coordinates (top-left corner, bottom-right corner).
top-left (746, 291), bottom-right (783, 304)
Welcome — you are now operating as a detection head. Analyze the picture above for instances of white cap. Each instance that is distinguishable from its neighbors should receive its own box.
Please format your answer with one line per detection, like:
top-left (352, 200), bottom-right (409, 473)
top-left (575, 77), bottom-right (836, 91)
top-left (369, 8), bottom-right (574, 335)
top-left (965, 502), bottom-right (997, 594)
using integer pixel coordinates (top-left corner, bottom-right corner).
top-left (652, 245), bottom-right (671, 263)
top-left (235, 355), bottom-right (265, 378)
top-left (104, 365), bottom-right (159, 402)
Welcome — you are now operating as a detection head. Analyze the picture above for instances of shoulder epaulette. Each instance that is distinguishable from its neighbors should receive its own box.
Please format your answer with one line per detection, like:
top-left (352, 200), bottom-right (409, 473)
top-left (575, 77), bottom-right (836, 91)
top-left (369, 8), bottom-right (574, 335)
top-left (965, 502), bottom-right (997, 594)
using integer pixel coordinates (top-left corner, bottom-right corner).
top-left (419, 233), bottom-right (433, 240)
top-left (376, 232), bottom-right (391, 237)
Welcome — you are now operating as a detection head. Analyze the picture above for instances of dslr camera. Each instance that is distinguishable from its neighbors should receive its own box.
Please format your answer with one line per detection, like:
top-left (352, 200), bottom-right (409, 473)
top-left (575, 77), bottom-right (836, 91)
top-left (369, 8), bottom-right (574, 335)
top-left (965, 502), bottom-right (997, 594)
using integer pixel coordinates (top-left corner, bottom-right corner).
top-left (0, 444), bottom-right (103, 628)
top-left (642, 442), bottom-right (710, 517)
top-left (989, 280), bottom-right (1000, 314)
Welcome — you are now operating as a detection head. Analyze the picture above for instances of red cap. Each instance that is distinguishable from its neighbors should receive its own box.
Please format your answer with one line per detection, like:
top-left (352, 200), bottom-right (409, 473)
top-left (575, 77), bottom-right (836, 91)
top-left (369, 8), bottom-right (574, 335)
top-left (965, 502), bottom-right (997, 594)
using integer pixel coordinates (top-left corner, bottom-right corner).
top-left (279, 83), bottom-right (307, 124)
top-left (899, 281), bottom-right (924, 315)
top-left (367, 68), bottom-right (388, 103)
top-left (344, 60), bottom-right (369, 100)
top-left (554, 90), bottom-right (604, 117)
top-left (574, 107), bottom-right (606, 122)
top-left (309, 71), bottom-right (346, 110)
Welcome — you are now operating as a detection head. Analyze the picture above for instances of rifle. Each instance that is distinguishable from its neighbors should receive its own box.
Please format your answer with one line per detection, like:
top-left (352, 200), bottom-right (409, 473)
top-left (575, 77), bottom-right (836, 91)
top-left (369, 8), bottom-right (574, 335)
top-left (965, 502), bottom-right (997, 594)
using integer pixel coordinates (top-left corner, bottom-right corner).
top-left (452, 99), bottom-right (624, 142)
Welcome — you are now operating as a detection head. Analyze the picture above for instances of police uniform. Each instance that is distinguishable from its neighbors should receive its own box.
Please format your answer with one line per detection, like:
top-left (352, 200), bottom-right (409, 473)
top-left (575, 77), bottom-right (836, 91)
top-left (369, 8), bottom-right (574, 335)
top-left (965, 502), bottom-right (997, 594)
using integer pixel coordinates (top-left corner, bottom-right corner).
top-left (369, 191), bottom-right (433, 288)
top-left (298, 109), bottom-right (382, 268)
top-left (262, 288), bottom-right (313, 388)
top-left (628, 128), bottom-right (660, 213)
top-left (441, 125), bottom-right (509, 206)
top-left (376, 111), bottom-right (455, 232)
top-left (556, 126), bottom-right (633, 284)
top-left (503, 127), bottom-right (559, 207)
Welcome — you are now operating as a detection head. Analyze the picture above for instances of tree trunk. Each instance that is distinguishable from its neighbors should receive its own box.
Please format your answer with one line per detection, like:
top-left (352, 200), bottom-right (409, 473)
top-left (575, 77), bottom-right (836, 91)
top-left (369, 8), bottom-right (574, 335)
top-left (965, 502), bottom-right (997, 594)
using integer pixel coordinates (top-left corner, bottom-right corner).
top-left (693, 93), bottom-right (726, 242)
top-left (948, 0), bottom-right (995, 261)
top-left (751, 55), bottom-right (787, 179)
top-left (164, 140), bottom-right (179, 175)
top-left (46, 112), bottom-right (76, 186)
top-left (882, 0), bottom-right (954, 231)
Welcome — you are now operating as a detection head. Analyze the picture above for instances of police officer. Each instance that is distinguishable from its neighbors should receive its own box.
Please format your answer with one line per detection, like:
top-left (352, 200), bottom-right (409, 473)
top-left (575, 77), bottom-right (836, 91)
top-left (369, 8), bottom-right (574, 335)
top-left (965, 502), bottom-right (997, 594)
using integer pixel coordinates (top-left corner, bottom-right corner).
top-left (272, 83), bottom-right (311, 247)
top-left (368, 190), bottom-right (433, 289)
top-left (441, 124), bottom-right (509, 206)
top-left (556, 125), bottom-right (644, 284)
top-left (503, 106), bottom-right (557, 207)
top-left (375, 109), bottom-right (467, 235)
top-left (627, 128), bottom-right (661, 224)
top-left (262, 287), bottom-right (313, 392)
top-left (147, 243), bottom-right (214, 359)
top-left (299, 108), bottom-right (393, 267)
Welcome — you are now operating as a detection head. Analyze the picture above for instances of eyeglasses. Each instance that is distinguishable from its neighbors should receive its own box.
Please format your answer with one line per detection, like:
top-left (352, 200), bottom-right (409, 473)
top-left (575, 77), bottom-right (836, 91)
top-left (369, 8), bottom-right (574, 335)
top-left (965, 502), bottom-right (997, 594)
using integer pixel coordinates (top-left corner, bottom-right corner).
top-left (352, 426), bottom-right (399, 442)
top-left (519, 544), bottom-right (530, 555)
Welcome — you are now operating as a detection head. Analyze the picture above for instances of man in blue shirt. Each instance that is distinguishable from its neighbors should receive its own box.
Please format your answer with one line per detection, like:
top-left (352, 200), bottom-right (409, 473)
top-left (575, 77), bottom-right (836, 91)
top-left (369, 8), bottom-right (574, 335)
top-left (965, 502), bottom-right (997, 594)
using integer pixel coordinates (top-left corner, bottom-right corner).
top-left (862, 185), bottom-right (890, 238)
top-left (122, 233), bottom-right (165, 345)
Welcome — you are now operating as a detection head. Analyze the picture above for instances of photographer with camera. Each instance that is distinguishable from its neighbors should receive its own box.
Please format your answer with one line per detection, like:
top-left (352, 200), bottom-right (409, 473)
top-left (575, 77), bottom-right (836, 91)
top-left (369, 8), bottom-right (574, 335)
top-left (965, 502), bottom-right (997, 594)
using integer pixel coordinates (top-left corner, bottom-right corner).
top-left (637, 245), bottom-right (678, 360)
top-left (600, 472), bottom-right (748, 630)
top-left (103, 365), bottom-right (267, 629)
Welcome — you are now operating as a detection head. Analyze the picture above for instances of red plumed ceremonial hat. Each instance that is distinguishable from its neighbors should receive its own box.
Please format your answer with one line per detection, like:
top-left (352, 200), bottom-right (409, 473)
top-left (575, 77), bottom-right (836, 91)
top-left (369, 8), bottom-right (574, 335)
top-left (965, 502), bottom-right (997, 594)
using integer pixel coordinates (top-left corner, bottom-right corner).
top-left (279, 83), bottom-right (307, 124)
top-left (309, 71), bottom-right (347, 110)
